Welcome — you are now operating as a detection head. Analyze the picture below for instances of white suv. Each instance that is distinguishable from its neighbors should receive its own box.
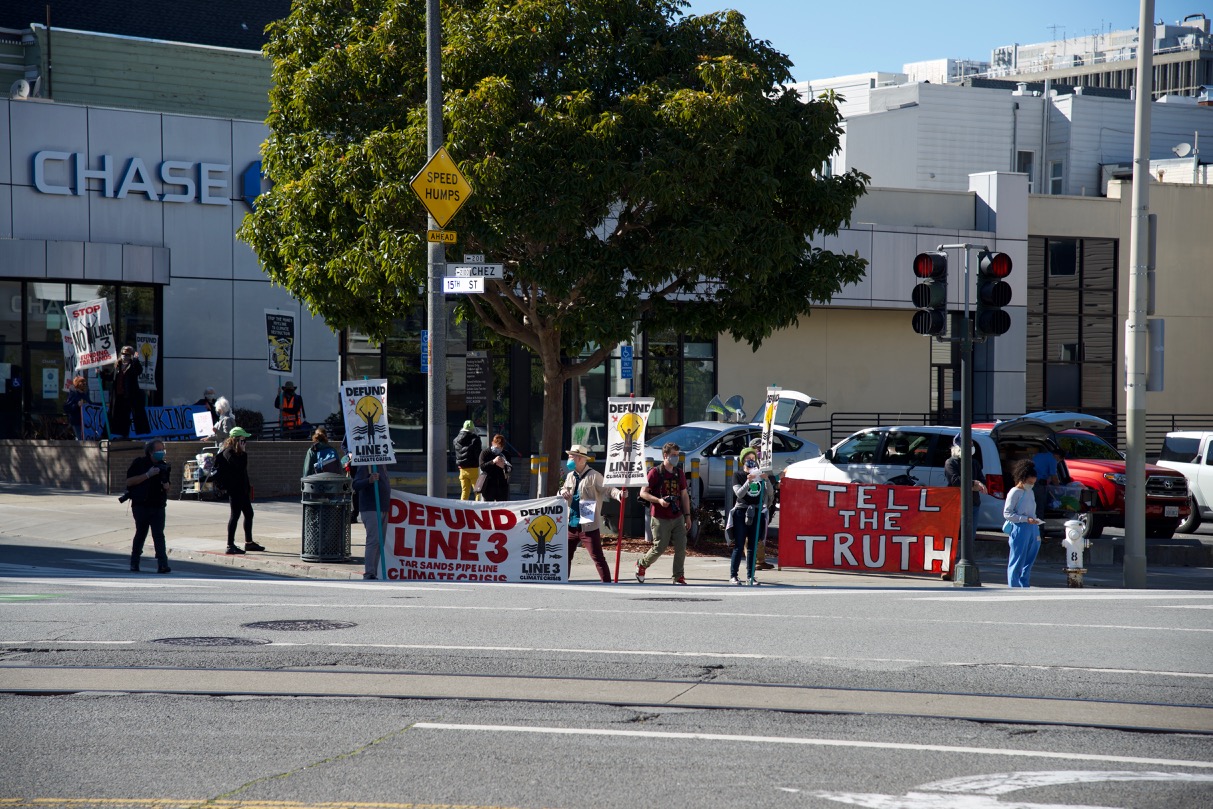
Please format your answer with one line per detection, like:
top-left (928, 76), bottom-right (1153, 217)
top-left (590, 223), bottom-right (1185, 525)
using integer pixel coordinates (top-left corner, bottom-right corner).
top-left (1157, 431), bottom-right (1213, 533)
top-left (783, 412), bottom-right (1105, 536)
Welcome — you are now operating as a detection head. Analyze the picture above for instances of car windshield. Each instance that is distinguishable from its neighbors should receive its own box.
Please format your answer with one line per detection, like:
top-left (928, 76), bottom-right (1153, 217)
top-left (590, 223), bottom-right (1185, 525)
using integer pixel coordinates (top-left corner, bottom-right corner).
top-left (1160, 436), bottom-right (1200, 462)
top-left (648, 425), bottom-right (722, 452)
top-left (1058, 433), bottom-right (1122, 461)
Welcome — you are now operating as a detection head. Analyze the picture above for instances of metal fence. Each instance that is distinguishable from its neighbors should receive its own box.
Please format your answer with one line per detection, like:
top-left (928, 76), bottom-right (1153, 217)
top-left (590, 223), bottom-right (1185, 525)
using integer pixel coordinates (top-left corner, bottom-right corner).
top-left (784, 412), bottom-right (1213, 461)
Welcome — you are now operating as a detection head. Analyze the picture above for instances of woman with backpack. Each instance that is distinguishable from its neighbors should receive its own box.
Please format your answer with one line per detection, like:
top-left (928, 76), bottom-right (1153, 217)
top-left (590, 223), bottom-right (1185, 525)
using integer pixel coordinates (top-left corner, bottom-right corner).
top-left (214, 426), bottom-right (264, 554)
top-left (302, 427), bottom-right (339, 477)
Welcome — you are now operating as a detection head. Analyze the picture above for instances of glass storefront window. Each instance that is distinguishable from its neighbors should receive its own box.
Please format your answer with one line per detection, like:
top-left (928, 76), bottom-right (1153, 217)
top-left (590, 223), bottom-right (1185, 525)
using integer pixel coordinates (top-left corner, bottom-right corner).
top-left (26, 283), bottom-right (69, 343)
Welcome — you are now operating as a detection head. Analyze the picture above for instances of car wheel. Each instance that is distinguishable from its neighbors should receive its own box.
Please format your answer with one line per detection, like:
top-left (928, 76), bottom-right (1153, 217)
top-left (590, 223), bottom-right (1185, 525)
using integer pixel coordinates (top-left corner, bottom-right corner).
top-left (1176, 496), bottom-right (1202, 534)
top-left (1146, 520), bottom-right (1177, 540)
top-left (1077, 512), bottom-right (1104, 540)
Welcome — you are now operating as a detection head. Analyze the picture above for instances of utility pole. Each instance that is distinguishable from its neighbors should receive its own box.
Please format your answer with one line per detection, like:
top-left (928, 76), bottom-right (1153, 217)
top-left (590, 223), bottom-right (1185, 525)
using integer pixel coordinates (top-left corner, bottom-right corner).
top-left (424, 0), bottom-right (448, 497)
top-left (1124, 0), bottom-right (1155, 588)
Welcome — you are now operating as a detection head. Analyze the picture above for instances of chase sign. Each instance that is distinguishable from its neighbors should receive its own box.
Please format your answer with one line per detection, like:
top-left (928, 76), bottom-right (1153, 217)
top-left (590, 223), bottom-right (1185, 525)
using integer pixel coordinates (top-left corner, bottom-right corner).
top-left (32, 151), bottom-right (269, 208)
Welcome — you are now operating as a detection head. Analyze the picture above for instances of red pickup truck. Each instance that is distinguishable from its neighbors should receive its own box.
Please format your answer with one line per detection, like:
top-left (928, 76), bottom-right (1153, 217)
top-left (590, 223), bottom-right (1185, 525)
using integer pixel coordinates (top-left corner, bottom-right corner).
top-left (1053, 430), bottom-right (1190, 539)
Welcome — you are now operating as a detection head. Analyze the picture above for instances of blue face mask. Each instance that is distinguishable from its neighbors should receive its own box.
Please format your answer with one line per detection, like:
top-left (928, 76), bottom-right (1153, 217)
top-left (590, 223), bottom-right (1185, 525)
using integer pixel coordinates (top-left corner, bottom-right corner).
top-left (151, 450), bottom-right (166, 461)
top-left (566, 458), bottom-right (576, 471)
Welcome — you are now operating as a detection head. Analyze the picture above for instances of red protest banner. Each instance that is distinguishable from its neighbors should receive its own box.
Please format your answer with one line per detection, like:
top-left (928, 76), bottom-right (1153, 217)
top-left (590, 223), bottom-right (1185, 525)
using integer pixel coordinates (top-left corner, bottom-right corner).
top-left (778, 479), bottom-right (962, 576)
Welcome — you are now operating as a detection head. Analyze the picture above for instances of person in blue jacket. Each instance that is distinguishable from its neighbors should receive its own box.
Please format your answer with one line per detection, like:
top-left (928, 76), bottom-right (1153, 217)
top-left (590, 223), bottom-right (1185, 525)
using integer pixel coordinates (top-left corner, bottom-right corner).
top-left (64, 376), bottom-right (92, 440)
top-left (1003, 459), bottom-right (1046, 588)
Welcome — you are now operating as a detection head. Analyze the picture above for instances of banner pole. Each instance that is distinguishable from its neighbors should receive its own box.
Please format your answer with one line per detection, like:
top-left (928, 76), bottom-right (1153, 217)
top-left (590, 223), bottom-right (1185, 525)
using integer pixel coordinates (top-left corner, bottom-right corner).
top-left (277, 375), bottom-right (284, 437)
top-left (372, 463), bottom-right (387, 581)
top-left (613, 493), bottom-right (626, 583)
top-left (97, 384), bottom-right (113, 441)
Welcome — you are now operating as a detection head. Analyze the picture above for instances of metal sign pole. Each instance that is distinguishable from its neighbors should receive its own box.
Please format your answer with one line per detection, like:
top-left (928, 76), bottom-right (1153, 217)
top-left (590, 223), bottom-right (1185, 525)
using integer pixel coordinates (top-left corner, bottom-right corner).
top-left (425, 0), bottom-right (447, 497)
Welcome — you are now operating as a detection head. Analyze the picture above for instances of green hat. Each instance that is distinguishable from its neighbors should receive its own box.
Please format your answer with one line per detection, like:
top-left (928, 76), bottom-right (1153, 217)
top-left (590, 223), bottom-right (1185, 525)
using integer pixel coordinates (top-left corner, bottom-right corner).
top-left (739, 446), bottom-right (757, 462)
top-left (229, 427), bottom-right (252, 439)
top-left (463, 420), bottom-right (476, 431)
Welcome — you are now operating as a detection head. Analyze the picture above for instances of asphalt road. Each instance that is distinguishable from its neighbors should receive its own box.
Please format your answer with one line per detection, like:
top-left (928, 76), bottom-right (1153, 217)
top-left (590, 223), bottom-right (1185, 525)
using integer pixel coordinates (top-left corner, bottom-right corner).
top-left (2, 574), bottom-right (1212, 808)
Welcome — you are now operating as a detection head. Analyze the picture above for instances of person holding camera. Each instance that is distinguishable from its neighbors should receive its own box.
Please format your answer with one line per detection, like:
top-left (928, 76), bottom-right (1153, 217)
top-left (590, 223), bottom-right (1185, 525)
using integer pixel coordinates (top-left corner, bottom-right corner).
top-left (636, 441), bottom-right (692, 585)
top-left (124, 440), bottom-right (172, 573)
top-left (727, 446), bottom-right (775, 585)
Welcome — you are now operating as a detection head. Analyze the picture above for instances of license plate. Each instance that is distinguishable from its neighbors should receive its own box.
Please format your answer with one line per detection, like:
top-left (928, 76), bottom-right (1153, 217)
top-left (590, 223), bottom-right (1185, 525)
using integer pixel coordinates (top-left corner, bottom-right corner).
top-left (1165, 506), bottom-right (1179, 517)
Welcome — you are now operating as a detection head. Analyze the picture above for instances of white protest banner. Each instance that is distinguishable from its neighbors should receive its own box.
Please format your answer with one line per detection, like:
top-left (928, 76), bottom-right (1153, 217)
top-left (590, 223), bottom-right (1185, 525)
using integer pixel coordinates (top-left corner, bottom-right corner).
top-left (340, 378), bottom-right (396, 466)
top-left (383, 490), bottom-right (568, 583)
top-left (604, 397), bottom-right (654, 486)
top-left (265, 309), bottom-right (296, 375)
top-left (759, 386), bottom-right (781, 472)
top-left (136, 333), bottom-right (159, 391)
top-left (66, 298), bottom-right (116, 371)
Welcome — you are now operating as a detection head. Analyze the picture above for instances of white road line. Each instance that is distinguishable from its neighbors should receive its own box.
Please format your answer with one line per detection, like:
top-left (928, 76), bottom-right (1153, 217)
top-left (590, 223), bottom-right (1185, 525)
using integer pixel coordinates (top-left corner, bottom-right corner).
top-left (4, 599), bottom-right (1212, 635)
top-left (412, 722), bottom-right (1213, 769)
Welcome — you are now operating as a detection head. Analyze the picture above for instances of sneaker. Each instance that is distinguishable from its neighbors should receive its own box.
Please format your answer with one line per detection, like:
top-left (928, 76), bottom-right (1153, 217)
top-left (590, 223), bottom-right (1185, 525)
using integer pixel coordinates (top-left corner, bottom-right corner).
top-left (673, 576), bottom-right (687, 585)
top-left (225, 545), bottom-right (245, 555)
top-left (244, 541), bottom-right (266, 552)
top-left (729, 576), bottom-right (741, 585)
top-left (635, 563), bottom-right (646, 583)
top-left (747, 577), bottom-right (760, 586)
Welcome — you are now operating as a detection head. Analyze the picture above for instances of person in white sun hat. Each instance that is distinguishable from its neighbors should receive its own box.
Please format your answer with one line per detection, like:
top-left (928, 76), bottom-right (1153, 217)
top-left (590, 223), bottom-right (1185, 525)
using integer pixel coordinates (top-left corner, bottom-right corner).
top-left (559, 444), bottom-right (626, 583)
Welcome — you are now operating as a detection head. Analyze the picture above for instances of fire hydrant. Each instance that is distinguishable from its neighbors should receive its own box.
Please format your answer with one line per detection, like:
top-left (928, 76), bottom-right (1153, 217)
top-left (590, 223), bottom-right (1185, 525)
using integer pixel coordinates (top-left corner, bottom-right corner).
top-left (1062, 519), bottom-right (1089, 588)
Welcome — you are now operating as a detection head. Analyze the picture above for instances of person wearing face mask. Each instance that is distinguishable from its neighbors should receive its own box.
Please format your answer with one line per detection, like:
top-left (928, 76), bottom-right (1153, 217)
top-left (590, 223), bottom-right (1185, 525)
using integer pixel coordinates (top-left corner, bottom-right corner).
top-left (559, 444), bottom-right (626, 583)
top-left (124, 440), bottom-right (173, 573)
top-left (194, 387), bottom-right (219, 422)
top-left (478, 434), bottom-right (512, 502)
top-left (210, 396), bottom-right (235, 443)
top-left (726, 446), bottom-right (774, 585)
top-left (215, 427), bottom-right (265, 554)
top-left (1003, 459), bottom-right (1045, 588)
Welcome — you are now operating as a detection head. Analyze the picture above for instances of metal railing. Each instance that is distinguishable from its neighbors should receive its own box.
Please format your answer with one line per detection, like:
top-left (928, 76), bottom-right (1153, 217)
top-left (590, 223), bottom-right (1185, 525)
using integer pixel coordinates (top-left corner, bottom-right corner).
top-left (807, 412), bottom-right (1213, 460)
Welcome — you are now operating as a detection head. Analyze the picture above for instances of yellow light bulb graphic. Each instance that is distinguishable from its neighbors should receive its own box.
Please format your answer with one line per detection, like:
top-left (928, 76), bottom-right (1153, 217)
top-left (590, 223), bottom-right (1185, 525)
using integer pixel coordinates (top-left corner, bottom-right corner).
top-left (617, 412), bottom-right (642, 457)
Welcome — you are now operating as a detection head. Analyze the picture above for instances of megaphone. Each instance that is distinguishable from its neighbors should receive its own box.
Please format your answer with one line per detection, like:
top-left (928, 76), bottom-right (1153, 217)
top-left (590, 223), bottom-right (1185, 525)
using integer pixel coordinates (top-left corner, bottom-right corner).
top-left (704, 395), bottom-right (729, 421)
top-left (724, 395), bottom-right (746, 423)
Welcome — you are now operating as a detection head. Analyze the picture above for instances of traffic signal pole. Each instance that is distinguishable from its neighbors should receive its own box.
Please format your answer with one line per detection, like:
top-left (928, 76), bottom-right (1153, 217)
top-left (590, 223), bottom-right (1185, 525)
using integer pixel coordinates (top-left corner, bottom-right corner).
top-left (927, 242), bottom-right (1012, 587)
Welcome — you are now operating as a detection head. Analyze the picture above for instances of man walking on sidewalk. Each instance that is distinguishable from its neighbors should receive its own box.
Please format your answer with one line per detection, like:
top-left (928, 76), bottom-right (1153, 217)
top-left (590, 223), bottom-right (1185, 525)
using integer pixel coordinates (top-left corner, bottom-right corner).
top-left (636, 442), bottom-right (692, 585)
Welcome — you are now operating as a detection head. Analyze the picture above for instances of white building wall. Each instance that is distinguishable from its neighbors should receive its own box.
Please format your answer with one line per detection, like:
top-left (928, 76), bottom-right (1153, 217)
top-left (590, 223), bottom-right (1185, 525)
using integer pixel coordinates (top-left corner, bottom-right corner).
top-left (0, 99), bottom-right (340, 425)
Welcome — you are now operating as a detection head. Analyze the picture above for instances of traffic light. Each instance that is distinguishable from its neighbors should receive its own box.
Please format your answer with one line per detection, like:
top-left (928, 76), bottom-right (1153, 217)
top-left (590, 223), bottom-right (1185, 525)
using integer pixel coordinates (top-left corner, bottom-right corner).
top-left (975, 251), bottom-right (1013, 337)
top-left (911, 251), bottom-right (948, 336)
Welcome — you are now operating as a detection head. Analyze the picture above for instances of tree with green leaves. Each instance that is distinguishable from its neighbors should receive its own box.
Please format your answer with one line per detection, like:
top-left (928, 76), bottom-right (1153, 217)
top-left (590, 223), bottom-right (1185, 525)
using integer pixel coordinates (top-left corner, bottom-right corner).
top-left (240, 0), bottom-right (868, 494)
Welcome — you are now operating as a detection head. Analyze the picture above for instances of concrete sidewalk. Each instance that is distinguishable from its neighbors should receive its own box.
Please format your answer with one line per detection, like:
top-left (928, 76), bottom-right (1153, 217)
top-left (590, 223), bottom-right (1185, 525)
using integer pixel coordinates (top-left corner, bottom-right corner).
top-left (2, 483), bottom-right (1210, 590)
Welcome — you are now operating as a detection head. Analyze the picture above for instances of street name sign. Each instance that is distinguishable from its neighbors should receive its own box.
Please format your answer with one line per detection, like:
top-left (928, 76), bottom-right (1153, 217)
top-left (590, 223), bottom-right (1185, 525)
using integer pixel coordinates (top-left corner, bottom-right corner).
top-left (409, 147), bottom-right (472, 228)
top-left (443, 277), bottom-right (484, 294)
top-left (453, 264), bottom-right (503, 279)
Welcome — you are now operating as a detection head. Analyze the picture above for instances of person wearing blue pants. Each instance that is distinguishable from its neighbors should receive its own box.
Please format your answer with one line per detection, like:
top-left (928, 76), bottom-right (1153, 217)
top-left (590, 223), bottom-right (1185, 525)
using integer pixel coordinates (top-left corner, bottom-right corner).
top-left (1003, 459), bottom-right (1045, 587)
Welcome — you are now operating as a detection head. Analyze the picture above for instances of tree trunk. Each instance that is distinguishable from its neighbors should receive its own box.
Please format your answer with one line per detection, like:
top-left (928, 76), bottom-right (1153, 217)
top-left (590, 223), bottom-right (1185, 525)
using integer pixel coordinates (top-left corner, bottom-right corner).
top-left (538, 342), bottom-right (568, 499)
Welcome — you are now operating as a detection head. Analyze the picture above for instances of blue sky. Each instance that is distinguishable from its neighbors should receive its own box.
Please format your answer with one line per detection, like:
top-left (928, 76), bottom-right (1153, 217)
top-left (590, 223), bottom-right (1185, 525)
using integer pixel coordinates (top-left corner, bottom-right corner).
top-left (680, 1), bottom-right (1206, 83)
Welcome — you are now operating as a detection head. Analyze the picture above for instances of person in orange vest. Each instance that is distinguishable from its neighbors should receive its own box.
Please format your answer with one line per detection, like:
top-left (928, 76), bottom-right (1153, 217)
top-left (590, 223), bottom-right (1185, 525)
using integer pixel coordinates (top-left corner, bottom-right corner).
top-left (274, 381), bottom-right (308, 438)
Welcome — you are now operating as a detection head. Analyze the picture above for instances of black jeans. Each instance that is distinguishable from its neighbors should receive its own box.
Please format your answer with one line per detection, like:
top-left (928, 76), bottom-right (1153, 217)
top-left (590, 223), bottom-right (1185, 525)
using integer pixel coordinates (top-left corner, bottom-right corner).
top-left (131, 503), bottom-right (167, 566)
top-left (227, 495), bottom-right (254, 545)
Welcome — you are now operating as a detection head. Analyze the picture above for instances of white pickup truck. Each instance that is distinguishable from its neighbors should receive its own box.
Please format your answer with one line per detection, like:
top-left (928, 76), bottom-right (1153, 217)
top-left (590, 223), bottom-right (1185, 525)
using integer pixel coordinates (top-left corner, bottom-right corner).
top-left (1158, 431), bottom-right (1213, 533)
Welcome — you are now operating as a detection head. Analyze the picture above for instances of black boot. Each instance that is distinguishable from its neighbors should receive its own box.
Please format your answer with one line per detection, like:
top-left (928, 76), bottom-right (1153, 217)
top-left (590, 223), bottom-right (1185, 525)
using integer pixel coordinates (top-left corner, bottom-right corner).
top-left (130, 555), bottom-right (140, 572)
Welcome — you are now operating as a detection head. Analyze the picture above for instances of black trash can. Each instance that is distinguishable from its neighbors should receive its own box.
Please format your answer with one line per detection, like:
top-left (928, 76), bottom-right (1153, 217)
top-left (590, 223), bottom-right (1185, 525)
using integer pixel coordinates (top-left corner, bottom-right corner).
top-left (301, 473), bottom-right (353, 562)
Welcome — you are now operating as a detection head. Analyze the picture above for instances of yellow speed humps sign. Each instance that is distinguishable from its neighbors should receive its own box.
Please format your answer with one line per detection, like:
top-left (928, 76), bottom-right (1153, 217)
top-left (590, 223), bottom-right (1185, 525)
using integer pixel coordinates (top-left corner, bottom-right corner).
top-left (410, 147), bottom-right (472, 229)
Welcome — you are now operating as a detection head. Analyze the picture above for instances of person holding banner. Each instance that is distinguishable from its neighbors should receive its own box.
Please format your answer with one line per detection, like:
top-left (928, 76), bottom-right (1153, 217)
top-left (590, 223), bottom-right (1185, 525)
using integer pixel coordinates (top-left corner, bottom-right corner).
top-left (110, 346), bottom-right (149, 439)
top-left (560, 444), bottom-right (626, 583)
top-left (123, 440), bottom-right (172, 574)
top-left (727, 446), bottom-right (775, 585)
top-left (636, 442), bottom-right (693, 585)
top-left (217, 427), bottom-right (265, 554)
top-left (210, 397), bottom-right (236, 443)
top-left (64, 376), bottom-right (92, 441)
top-left (195, 387), bottom-right (219, 422)
top-left (353, 462), bottom-right (391, 579)
top-left (1003, 459), bottom-right (1045, 588)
